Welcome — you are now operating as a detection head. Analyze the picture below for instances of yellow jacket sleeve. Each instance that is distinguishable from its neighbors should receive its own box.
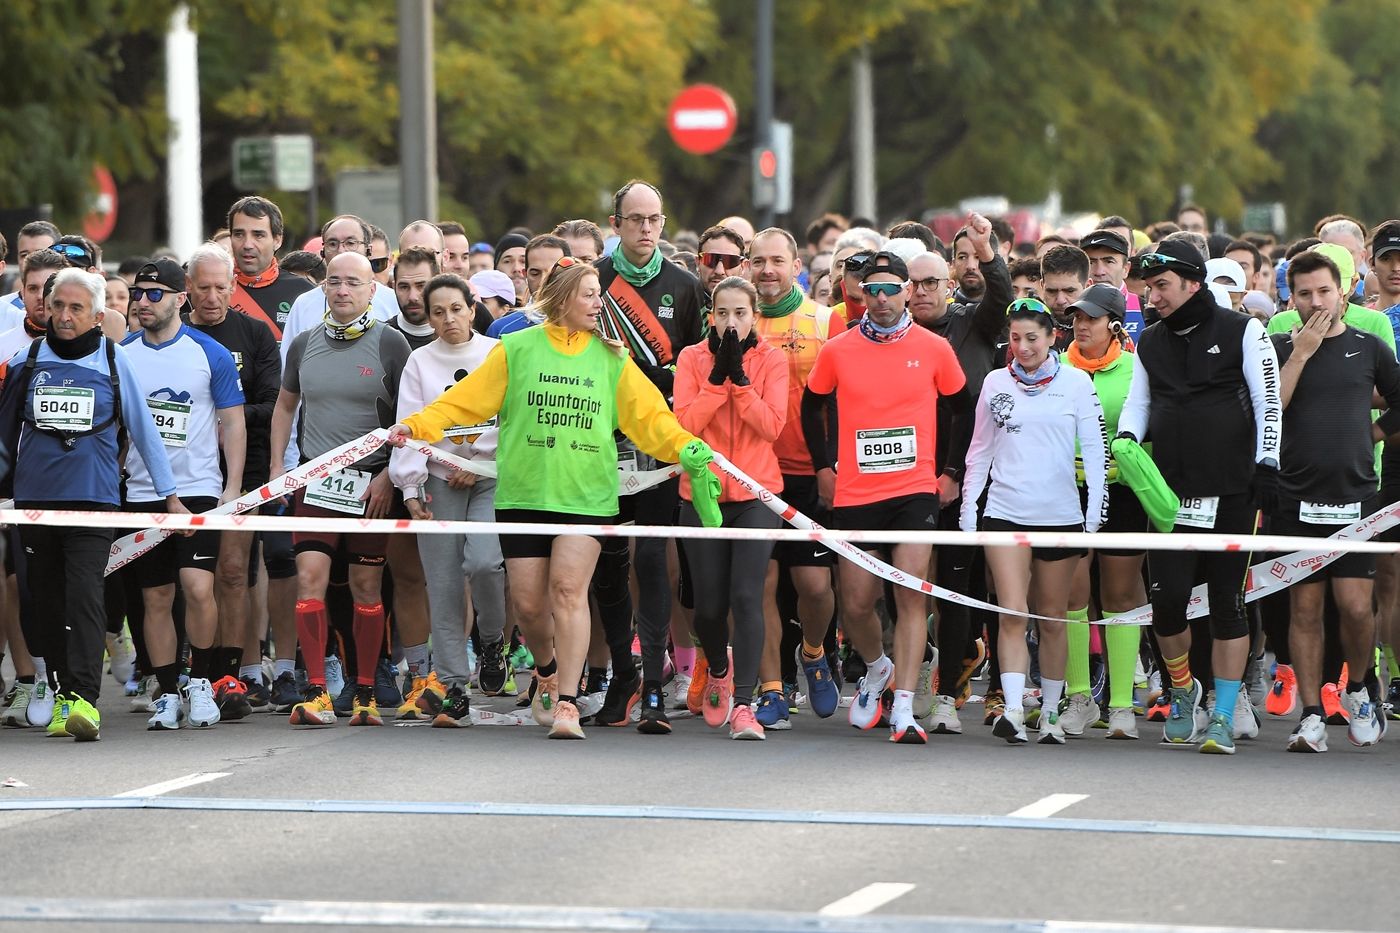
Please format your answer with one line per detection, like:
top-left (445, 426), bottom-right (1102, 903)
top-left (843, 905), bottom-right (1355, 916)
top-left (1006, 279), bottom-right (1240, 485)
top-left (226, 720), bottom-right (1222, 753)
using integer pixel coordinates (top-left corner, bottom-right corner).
top-left (402, 343), bottom-right (509, 443)
top-left (616, 355), bottom-right (698, 464)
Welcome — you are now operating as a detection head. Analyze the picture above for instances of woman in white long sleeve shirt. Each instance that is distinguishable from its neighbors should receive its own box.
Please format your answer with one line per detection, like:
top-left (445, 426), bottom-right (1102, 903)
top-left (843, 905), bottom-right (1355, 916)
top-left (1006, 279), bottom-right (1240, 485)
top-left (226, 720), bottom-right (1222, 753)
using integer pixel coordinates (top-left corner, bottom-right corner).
top-left (388, 274), bottom-right (505, 725)
top-left (961, 298), bottom-right (1109, 745)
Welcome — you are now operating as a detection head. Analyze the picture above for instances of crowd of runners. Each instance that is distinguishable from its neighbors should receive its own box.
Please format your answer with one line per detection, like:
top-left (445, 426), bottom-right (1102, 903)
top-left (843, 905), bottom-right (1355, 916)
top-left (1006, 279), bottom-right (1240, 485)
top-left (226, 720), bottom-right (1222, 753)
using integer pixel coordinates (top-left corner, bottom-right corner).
top-left (2, 185), bottom-right (1399, 756)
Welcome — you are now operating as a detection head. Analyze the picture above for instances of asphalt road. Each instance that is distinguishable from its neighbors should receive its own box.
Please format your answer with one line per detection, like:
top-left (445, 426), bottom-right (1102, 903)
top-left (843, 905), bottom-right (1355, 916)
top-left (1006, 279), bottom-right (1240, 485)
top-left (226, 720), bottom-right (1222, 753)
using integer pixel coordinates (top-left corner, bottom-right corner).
top-left (0, 674), bottom-right (1396, 933)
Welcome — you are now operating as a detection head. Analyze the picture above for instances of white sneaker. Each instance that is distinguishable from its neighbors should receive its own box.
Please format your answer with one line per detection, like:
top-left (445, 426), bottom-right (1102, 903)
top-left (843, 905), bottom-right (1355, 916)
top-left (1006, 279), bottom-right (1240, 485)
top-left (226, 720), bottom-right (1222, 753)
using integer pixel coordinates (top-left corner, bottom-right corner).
top-left (1345, 688), bottom-right (1384, 747)
top-left (1246, 653), bottom-right (1269, 707)
top-left (1037, 710), bottom-right (1066, 745)
top-left (106, 628), bottom-right (136, 685)
top-left (130, 677), bottom-right (157, 712)
top-left (1106, 707), bottom-right (1138, 740)
top-left (2, 681), bottom-right (34, 727)
top-left (147, 693), bottom-right (185, 730)
top-left (27, 681), bottom-right (55, 728)
top-left (992, 707), bottom-right (1028, 744)
top-left (929, 694), bottom-right (961, 734)
top-left (1058, 693), bottom-right (1100, 736)
top-left (185, 677), bottom-right (221, 728)
top-left (913, 655), bottom-right (935, 719)
top-left (1232, 689), bottom-right (1260, 739)
top-left (1288, 713), bottom-right (1328, 753)
top-left (324, 656), bottom-right (346, 700)
top-left (888, 706), bottom-right (927, 744)
top-left (848, 660), bottom-right (892, 730)
top-left (669, 673), bottom-right (692, 710)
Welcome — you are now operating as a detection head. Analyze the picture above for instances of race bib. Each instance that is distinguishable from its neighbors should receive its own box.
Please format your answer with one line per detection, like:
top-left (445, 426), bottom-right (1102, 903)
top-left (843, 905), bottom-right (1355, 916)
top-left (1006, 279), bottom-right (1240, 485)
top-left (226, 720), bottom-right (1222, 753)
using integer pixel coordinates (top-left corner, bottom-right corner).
top-left (34, 386), bottom-right (95, 432)
top-left (1175, 496), bottom-right (1219, 530)
top-left (855, 427), bottom-right (916, 474)
top-left (304, 468), bottom-right (370, 516)
top-left (1300, 501), bottom-right (1361, 525)
top-left (617, 451), bottom-right (638, 473)
top-left (147, 398), bottom-right (192, 448)
top-left (443, 416), bottom-right (497, 442)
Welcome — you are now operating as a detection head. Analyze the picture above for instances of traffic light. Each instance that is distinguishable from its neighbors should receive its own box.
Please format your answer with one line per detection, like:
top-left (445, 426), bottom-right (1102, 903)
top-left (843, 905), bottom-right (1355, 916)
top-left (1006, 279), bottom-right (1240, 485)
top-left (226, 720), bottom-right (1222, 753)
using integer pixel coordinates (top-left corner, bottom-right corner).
top-left (751, 121), bottom-right (792, 214)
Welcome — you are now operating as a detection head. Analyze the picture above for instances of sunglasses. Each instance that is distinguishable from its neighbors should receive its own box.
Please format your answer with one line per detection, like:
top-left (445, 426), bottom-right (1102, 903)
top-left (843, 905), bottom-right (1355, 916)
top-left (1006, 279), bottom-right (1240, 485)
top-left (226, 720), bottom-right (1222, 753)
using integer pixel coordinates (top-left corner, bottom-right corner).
top-left (698, 252), bottom-right (744, 270)
top-left (130, 287), bottom-right (173, 303)
top-left (860, 281), bottom-right (907, 298)
top-left (1006, 297), bottom-right (1053, 317)
top-left (554, 256), bottom-right (581, 269)
top-left (843, 252), bottom-right (874, 275)
top-left (1136, 252), bottom-right (1199, 277)
top-left (50, 243), bottom-right (95, 267)
top-left (369, 256), bottom-right (390, 273)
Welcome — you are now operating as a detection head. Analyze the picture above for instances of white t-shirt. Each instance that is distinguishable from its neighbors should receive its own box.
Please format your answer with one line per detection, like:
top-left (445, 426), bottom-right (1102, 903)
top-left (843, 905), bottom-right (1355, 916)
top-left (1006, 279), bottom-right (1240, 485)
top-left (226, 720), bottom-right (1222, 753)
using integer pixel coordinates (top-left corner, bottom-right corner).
top-left (0, 292), bottom-right (25, 333)
top-left (279, 283), bottom-right (397, 366)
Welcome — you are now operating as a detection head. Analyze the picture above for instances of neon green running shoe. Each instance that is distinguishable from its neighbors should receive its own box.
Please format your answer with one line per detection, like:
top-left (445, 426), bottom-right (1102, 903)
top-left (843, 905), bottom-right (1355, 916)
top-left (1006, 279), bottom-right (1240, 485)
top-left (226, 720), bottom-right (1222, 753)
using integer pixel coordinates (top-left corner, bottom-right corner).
top-left (508, 645), bottom-right (534, 672)
top-left (65, 696), bottom-right (101, 741)
top-left (45, 693), bottom-right (72, 738)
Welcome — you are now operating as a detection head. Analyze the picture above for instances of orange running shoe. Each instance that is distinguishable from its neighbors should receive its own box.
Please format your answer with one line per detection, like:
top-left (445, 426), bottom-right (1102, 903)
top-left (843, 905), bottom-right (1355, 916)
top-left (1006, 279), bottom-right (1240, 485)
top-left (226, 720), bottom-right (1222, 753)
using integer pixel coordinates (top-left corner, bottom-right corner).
top-left (982, 689), bottom-right (1005, 726)
top-left (1323, 664), bottom-right (1350, 724)
top-left (1265, 663), bottom-right (1299, 718)
top-left (686, 656), bottom-right (710, 716)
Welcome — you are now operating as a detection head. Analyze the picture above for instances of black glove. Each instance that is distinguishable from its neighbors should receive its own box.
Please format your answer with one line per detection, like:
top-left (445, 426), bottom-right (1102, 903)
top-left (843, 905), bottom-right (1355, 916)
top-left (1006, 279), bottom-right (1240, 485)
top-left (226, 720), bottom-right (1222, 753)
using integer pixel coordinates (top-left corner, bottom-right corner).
top-left (728, 330), bottom-right (753, 386)
top-left (708, 327), bottom-right (736, 385)
top-left (1251, 460), bottom-right (1279, 515)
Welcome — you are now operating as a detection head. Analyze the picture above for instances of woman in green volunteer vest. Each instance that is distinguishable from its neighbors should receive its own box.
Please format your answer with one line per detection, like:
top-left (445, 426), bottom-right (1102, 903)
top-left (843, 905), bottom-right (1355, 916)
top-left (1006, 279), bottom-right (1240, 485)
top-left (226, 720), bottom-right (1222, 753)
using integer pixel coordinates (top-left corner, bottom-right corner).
top-left (1060, 283), bottom-right (1150, 740)
top-left (389, 258), bottom-right (720, 740)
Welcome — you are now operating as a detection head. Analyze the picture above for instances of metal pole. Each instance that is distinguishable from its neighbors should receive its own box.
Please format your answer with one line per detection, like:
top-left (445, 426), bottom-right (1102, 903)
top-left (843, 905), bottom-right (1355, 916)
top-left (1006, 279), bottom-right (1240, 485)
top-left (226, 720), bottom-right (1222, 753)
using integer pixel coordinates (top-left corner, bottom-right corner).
top-left (754, 0), bottom-right (774, 229)
top-left (397, 0), bottom-right (437, 224)
top-left (165, 4), bottom-right (202, 259)
top-left (851, 43), bottom-right (876, 223)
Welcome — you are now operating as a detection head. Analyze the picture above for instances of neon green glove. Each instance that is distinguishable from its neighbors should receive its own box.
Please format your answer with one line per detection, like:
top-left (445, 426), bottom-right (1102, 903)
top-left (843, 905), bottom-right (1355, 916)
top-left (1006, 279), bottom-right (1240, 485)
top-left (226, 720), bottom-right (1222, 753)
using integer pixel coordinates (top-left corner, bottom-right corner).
top-left (680, 439), bottom-right (723, 528)
top-left (1111, 436), bottom-right (1179, 533)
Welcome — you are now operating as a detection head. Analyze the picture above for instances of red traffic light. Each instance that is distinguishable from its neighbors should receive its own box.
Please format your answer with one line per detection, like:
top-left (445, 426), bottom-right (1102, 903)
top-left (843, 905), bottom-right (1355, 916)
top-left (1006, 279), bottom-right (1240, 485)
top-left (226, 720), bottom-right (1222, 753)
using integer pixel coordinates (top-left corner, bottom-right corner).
top-left (757, 149), bottom-right (777, 179)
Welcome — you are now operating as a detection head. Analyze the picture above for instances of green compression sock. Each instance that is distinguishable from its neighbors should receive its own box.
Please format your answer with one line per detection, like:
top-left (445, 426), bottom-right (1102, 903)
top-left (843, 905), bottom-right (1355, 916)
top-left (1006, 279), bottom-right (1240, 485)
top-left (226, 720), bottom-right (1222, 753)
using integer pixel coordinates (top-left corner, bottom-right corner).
top-left (1104, 615), bottom-right (1140, 710)
top-left (1065, 606), bottom-right (1091, 696)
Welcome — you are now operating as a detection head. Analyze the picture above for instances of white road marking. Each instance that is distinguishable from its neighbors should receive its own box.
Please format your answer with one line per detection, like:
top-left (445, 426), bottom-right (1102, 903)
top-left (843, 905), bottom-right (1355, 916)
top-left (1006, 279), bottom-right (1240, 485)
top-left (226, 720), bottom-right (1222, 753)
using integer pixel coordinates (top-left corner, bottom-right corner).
top-left (817, 882), bottom-right (916, 917)
top-left (113, 772), bottom-right (231, 799)
top-left (1008, 793), bottom-right (1089, 819)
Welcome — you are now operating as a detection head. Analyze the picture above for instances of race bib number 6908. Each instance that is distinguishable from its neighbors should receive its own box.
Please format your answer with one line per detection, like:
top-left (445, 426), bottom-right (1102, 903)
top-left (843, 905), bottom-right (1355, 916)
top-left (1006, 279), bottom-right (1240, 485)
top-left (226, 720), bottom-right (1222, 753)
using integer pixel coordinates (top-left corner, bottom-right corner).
top-left (855, 427), bottom-right (916, 474)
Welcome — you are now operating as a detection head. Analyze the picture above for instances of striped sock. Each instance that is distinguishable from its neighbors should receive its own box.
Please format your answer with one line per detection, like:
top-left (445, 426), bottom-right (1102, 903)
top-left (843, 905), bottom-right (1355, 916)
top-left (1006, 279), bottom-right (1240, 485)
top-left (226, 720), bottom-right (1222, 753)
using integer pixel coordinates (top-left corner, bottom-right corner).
top-left (1164, 652), bottom-right (1192, 689)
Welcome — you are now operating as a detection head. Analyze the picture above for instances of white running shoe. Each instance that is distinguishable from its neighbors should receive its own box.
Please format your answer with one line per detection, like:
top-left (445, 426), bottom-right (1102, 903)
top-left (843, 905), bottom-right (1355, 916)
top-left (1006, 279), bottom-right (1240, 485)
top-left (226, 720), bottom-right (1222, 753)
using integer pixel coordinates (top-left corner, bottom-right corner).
top-left (147, 693), bottom-right (185, 730)
top-left (1288, 713), bottom-right (1328, 753)
top-left (130, 678), bottom-right (157, 712)
top-left (1037, 710), bottom-right (1066, 745)
top-left (106, 628), bottom-right (137, 686)
top-left (913, 656), bottom-right (935, 720)
top-left (1232, 689), bottom-right (1261, 740)
top-left (848, 661), bottom-right (892, 731)
top-left (1058, 693), bottom-right (1100, 737)
top-left (992, 707), bottom-right (1028, 744)
top-left (185, 677), bottom-right (221, 728)
top-left (888, 706), bottom-right (927, 744)
top-left (669, 673), bottom-right (692, 710)
top-left (27, 681), bottom-right (55, 728)
top-left (1345, 688), bottom-right (1384, 747)
top-left (324, 656), bottom-right (346, 700)
top-left (1106, 707), bottom-right (1138, 740)
top-left (929, 694), bottom-right (961, 734)
top-left (2, 681), bottom-right (34, 727)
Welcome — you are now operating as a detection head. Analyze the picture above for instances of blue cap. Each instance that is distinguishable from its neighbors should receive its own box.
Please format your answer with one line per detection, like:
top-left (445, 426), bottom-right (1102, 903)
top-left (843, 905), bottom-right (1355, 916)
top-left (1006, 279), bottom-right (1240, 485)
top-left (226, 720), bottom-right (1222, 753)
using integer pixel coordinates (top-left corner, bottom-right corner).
top-left (1275, 258), bottom-right (1290, 301)
top-left (469, 241), bottom-right (494, 255)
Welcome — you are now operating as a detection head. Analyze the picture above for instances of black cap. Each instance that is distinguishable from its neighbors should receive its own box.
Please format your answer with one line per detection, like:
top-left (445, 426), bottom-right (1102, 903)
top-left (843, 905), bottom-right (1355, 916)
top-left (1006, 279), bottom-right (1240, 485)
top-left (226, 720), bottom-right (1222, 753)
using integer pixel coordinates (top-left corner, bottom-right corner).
top-left (860, 250), bottom-right (909, 282)
top-left (1068, 283), bottom-right (1126, 319)
top-left (1135, 239), bottom-right (1206, 282)
top-left (133, 258), bottom-right (186, 292)
top-left (494, 233), bottom-right (528, 260)
top-left (1080, 229), bottom-right (1129, 257)
top-left (1374, 222), bottom-right (1400, 258)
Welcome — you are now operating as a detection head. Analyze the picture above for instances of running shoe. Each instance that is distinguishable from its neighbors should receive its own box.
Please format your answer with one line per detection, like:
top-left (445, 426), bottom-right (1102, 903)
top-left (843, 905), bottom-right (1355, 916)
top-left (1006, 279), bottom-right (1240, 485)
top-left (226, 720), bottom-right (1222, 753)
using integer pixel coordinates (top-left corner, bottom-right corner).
top-left (324, 655), bottom-right (346, 702)
top-left (65, 696), bottom-right (100, 741)
top-left (242, 676), bottom-right (271, 711)
top-left (685, 657), bottom-right (709, 714)
top-left (375, 658), bottom-right (403, 707)
top-left (270, 672), bottom-right (301, 713)
top-left (477, 639), bottom-right (509, 696)
top-left (1288, 713), bottom-right (1328, 752)
top-left (2, 681), bottom-right (33, 728)
top-left (1088, 654), bottom-right (1107, 709)
top-left (1345, 688), bottom-right (1385, 747)
top-left (843, 648), bottom-right (866, 684)
top-left (992, 707), bottom-right (1027, 745)
top-left (1265, 663), bottom-right (1299, 717)
top-left (703, 661), bottom-right (735, 729)
top-left (954, 638), bottom-right (986, 709)
top-left (593, 668), bottom-right (641, 727)
top-left (783, 681), bottom-right (801, 714)
top-left (1198, 713), bottom-right (1235, 755)
top-left (754, 689), bottom-right (790, 730)
top-left (1037, 710), bottom-right (1066, 745)
top-left (982, 690), bottom-right (1005, 726)
top-left (729, 703), bottom-right (765, 740)
top-left (670, 673), bottom-right (692, 710)
top-left (1106, 707), bottom-right (1138, 740)
top-left (1245, 652), bottom-right (1269, 708)
top-left (1321, 681), bottom-right (1348, 725)
top-left (531, 671), bottom-right (559, 728)
top-left (349, 687), bottom-right (383, 726)
top-left (799, 649), bottom-right (840, 719)
top-left (509, 643), bottom-right (534, 672)
top-left (888, 707), bottom-right (927, 745)
top-left (333, 677), bottom-right (356, 718)
top-left (289, 685), bottom-right (337, 726)
top-left (211, 675), bottom-right (251, 722)
top-left (1387, 679), bottom-right (1400, 720)
top-left (1232, 690), bottom-right (1260, 740)
top-left (637, 683), bottom-right (672, 735)
top-left (549, 699), bottom-right (585, 739)
top-left (1163, 679), bottom-right (1203, 744)
top-left (46, 693), bottom-right (72, 738)
top-left (1058, 693), bottom-right (1100, 737)
top-left (929, 695), bottom-right (961, 735)
top-left (913, 655), bottom-right (935, 720)
top-left (125, 675), bottom-right (145, 697)
top-left (398, 672), bottom-right (446, 720)
top-left (148, 693), bottom-right (185, 731)
top-left (106, 628), bottom-right (137, 686)
top-left (1145, 691), bottom-right (1171, 723)
top-left (848, 663), bottom-right (891, 731)
top-left (186, 678), bottom-right (221, 728)
top-left (501, 670), bottom-right (519, 696)
top-left (129, 678), bottom-right (156, 713)
top-left (433, 686), bottom-right (472, 728)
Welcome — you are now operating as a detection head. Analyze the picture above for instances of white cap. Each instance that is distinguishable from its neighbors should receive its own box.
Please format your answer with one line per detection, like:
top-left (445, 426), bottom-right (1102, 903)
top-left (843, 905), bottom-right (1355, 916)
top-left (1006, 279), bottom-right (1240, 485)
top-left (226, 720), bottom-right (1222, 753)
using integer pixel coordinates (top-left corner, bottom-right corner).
top-left (1208, 282), bottom-right (1234, 308)
top-left (1205, 257), bottom-right (1248, 293)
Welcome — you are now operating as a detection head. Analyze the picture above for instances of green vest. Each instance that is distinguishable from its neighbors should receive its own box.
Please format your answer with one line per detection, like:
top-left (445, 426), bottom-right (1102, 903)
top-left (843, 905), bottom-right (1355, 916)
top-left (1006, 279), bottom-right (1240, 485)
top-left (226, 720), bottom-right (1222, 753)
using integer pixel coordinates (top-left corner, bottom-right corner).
top-left (1063, 348), bottom-right (1136, 485)
top-left (496, 327), bottom-right (627, 515)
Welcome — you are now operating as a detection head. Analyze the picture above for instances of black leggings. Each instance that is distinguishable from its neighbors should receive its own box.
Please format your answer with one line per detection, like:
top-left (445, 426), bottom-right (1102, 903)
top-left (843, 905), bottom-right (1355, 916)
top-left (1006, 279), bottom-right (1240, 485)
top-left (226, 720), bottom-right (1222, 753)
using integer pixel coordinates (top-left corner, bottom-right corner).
top-left (935, 503), bottom-right (974, 692)
top-left (1148, 494), bottom-right (1255, 643)
top-left (681, 499), bottom-right (778, 705)
top-left (592, 477), bottom-right (678, 684)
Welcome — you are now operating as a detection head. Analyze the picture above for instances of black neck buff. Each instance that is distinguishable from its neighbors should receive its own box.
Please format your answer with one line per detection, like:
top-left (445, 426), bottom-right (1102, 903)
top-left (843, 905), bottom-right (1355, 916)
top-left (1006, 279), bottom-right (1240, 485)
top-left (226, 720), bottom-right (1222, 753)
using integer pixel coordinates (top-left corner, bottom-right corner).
top-left (1161, 286), bottom-right (1214, 334)
top-left (46, 320), bottom-right (103, 360)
